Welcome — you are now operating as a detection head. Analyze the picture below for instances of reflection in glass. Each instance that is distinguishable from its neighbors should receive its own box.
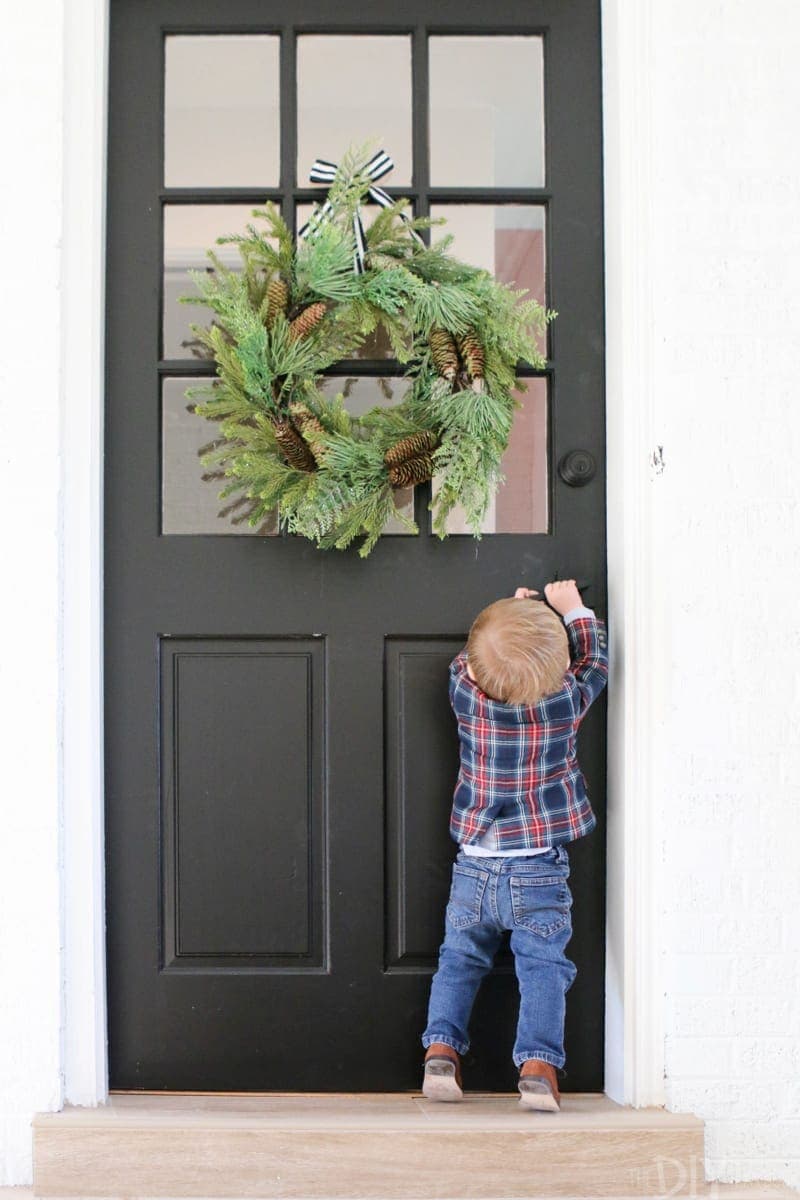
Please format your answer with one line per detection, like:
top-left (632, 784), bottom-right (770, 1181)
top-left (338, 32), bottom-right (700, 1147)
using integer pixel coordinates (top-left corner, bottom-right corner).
top-left (429, 36), bottom-right (545, 187)
top-left (162, 378), bottom-right (278, 536)
top-left (297, 36), bottom-right (412, 186)
top-left (163, 205), bottom-right (276, 360)
top-left (430, 205), bottom-right (547, 359)
top-left (164, 36), bottom-right (280, 187)
top-left (434, 377), bottom-right (548, 534)
top-left (317, 377), bottom-right (415, 534)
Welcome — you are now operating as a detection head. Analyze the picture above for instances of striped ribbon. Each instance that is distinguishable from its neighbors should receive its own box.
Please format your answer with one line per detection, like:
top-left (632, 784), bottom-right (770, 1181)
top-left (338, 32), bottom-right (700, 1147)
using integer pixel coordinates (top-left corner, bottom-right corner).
top-left (297, 148), bottom-right (425, 274)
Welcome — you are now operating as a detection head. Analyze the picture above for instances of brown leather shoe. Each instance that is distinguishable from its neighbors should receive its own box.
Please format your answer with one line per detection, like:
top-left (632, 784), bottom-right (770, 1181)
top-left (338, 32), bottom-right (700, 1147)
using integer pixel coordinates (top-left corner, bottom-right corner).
top-left (518, 1058), bottom-right (561, 1111)
top-left (422, 1043), bottom-right (463, 1102)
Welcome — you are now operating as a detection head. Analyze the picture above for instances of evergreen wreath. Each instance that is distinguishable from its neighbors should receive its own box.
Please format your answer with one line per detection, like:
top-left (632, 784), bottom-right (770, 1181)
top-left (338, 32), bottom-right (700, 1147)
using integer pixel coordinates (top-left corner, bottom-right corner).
top-left (180, 141), bottom-right (556, 556)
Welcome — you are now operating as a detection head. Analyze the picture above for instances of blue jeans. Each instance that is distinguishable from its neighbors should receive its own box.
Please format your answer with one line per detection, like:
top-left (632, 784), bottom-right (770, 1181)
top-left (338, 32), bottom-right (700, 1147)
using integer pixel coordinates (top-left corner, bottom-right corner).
top-left (421, 845), bottom-right (577, 1070)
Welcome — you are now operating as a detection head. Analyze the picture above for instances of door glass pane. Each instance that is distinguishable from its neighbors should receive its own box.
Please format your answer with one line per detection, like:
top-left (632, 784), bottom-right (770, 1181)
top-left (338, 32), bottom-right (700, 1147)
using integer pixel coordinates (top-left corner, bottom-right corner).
top-left (163, 204), bottom-right (274, 360)
top-left (429, 36), bottom-right (545, 187)
top-left (295, 203), bottom-right (415, 360)
top-left (297, 36), bottom-right (412, 186)
top-left (433, 377), bottom-right (548, 534)
top-left (317, 377), bottom-right (415, 533)
top-left (164, 35), bottom-right (280, 187)
top-left (162, 377), bottom-right (278, 536)
top-left (162, 376), bottom-right (417, 536)
top-left (430, 205), bottom-right (548, 359)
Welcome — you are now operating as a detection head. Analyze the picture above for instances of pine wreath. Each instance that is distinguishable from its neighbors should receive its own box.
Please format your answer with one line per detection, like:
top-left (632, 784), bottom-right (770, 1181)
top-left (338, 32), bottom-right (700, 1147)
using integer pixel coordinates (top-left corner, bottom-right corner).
top-left (180, 140), bottom-right (556, 556)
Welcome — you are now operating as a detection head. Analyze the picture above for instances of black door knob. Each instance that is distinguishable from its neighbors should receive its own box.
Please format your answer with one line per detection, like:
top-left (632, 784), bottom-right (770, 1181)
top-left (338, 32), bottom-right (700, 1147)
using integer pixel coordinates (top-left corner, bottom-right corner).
top-left (558, 449), bottom-right (597, 487)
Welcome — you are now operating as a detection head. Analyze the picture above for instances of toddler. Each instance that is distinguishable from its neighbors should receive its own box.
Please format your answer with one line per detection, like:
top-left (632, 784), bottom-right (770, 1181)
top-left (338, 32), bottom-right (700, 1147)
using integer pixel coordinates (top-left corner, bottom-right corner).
top-left (421, 579), bottom-right (608, 1110)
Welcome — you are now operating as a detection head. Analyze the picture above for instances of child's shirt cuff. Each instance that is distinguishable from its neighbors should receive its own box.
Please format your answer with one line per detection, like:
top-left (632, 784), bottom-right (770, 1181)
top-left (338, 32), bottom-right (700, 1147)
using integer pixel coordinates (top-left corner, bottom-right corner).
top-left (562, 604), bottom-right (596, 624)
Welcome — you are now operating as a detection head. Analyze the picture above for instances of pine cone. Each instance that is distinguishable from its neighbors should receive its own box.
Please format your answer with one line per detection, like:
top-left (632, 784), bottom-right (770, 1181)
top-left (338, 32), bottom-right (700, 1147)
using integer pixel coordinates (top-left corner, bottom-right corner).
top-left (288, 400), bottom-right (324, 439)
top-left (429, 327), bottom-right (459, 380)
top-left (388, 453), bottom-right (435, 488)
top-left (456, 329), bottom-right (485, 381)
top-left (288, 301), bottom-right (327, 342)
top-left (265, 276), bottom-right (289, 327)
top-left (384, 430), bottom-right (438, 467)
top-left (271, 417), bottom-right (317, 472)
top-left (288, 401), bottom-right (326, 462)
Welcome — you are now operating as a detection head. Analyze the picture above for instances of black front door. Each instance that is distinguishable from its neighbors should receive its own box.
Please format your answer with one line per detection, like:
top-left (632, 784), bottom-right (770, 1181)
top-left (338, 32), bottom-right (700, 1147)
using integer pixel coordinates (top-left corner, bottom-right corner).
top-left (105, 0), bottom-right (606, 1093)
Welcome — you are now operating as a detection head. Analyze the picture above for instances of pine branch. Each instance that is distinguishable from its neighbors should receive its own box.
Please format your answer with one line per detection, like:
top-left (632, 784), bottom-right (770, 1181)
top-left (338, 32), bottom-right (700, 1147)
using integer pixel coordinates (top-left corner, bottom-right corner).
top-left (410, 281), bottom-right (482, 334)
top-left (293, 219), bottom-right (362, 303)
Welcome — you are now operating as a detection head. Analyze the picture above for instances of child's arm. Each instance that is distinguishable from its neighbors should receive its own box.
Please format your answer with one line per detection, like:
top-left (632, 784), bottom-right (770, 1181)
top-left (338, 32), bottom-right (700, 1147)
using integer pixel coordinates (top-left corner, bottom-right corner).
top-left (544, 580), bottom-right (609, 717)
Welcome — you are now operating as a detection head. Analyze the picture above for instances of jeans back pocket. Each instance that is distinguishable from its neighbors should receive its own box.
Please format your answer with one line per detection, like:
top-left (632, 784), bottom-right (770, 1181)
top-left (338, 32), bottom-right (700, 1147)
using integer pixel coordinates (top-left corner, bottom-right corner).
top-left (446, 864), bottom-right (489, 929)
top-left (510, 874), bottom-right (572, 938)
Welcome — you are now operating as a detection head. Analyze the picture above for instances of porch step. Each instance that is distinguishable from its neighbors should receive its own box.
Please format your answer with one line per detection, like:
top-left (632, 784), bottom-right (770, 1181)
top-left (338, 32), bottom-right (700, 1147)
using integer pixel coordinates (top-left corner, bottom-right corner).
top-left (28, 1091), bottom-right (770, 1199)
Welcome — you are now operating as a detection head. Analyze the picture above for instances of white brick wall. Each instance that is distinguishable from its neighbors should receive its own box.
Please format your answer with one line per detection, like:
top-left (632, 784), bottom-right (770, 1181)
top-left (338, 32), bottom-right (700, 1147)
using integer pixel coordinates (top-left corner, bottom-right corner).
top-left (650, 1), bottom-right (800, 1188)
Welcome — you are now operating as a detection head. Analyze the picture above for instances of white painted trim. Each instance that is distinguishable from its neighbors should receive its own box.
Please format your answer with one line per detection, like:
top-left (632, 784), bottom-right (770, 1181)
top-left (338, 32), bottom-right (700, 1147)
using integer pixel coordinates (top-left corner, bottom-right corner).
top-left (61, 0), bottom-right (110, 1106)
top-left (601, 0), bottom-right (666, 1106)
top-left (59, 0), bottom-right (663, 1111)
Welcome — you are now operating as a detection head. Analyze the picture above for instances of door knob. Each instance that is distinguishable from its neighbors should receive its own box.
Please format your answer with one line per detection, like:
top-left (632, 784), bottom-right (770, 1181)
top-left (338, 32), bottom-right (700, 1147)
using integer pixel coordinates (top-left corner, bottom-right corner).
top-left (558, 449), bottom-right (597, 487)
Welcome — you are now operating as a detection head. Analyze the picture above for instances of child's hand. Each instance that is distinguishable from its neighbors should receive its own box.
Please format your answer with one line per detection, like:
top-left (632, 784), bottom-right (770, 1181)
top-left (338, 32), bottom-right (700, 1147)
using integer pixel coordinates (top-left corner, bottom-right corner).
top-left (513, 587), bottom-right (540, 599)
top-left (544, 579), bottom-right (583, 616)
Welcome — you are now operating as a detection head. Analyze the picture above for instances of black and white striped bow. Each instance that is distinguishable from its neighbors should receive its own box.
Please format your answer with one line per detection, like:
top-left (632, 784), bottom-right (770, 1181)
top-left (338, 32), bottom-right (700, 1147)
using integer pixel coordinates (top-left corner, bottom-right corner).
top-left (297, 148), bottom-right (425, 274)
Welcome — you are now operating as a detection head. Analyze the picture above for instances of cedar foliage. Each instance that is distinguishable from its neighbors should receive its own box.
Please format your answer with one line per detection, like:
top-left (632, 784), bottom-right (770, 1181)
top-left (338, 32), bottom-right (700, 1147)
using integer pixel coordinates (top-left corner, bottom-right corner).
top-left (179, 138), bottom-right (556, 555)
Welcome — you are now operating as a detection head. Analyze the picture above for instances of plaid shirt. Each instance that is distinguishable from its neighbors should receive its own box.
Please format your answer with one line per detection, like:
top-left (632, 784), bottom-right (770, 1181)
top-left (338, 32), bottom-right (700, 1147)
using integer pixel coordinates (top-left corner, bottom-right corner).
top-left (449, 607), bottom-right (609, 851)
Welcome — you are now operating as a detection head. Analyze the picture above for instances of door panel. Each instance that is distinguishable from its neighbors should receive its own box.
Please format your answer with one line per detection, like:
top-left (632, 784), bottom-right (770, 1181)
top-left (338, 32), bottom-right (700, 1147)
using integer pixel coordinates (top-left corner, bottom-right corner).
top-left (384, 638), bottom-right (464, 972)
top-left (159, 636), bottom-right (326, 971)
top-left (106, 0), bottom-right (606, 1093)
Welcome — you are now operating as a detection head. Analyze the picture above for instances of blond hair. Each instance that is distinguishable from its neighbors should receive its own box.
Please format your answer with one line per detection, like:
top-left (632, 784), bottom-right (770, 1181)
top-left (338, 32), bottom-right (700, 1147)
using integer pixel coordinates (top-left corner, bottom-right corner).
top-left (466, 598), bottom-right (569, 705)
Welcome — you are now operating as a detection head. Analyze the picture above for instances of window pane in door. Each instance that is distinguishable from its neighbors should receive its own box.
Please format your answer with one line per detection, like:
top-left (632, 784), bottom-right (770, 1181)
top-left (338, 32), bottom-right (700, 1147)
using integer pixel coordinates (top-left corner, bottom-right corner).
top-left (317, 377), bottom-right (416, 534)
top-left (429, 205), bottom-right (548, 359)
top-left (297, 36), bottom-right (412, 186)
top-left (429, 36), bottom-right (545, 187)
top-left (164, 35), bottom-right (280, 187)
top-left (295, 203), bottom-right (416, 360)
top-left (162, 375), bottom-right (417, 537)
top-left (163, 204), bottom-right (275, 360)
top-left (433, 377), bottom-right (548, 534)
top-left (162, 377), bottom-right (278, 536)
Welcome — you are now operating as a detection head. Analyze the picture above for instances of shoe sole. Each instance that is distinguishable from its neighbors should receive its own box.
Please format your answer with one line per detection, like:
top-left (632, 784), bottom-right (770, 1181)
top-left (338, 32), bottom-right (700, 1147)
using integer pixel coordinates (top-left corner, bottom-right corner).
top-left (518, 1077), bottom-right (560, 1112)
top-left (422, 1061), bottom-right (463, 1102)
